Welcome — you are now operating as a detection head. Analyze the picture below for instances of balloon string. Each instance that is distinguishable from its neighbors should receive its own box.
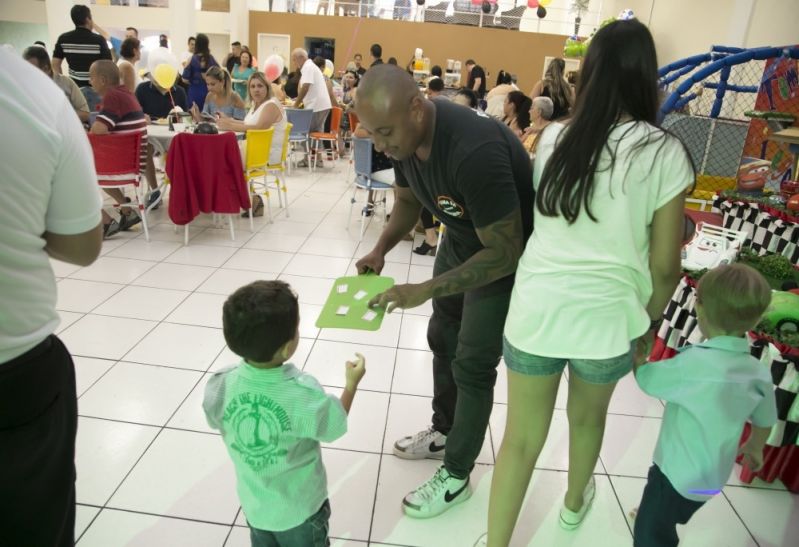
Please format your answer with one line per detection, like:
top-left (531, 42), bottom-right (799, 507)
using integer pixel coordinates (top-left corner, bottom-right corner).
top-left (342, 17), bottom-right (363, 71)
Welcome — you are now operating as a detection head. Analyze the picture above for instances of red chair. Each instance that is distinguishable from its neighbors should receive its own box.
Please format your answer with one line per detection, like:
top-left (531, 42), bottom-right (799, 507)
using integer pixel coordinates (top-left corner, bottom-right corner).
top-left (88, 132), bottom-right (149, 241)
top-left (165, 132), bottom-right (251, 245)
top-left (310, 106), bottom-right (343, 169)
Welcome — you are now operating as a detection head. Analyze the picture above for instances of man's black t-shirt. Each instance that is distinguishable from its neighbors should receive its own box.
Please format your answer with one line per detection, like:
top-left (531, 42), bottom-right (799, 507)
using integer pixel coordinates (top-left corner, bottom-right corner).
top-left (467, 65), bottom-right (487, 99)
top-left (392, 99), bottom-right (534, 262)
top-left (370, 58), bottom-right (384, 68)
top-left (135, 81), bottom-right (189, 119)
top-left (53, 27), bottom-right (112, 87)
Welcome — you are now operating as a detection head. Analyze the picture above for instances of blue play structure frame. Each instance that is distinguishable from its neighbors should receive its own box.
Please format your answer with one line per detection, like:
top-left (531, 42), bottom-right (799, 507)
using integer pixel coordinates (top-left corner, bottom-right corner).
top-left (659, 45), bottom-right (799, 121)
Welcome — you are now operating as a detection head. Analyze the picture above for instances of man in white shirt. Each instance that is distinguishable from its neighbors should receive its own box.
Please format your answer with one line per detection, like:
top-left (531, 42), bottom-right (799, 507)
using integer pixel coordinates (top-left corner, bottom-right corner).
top-left (292, 47), bottom-right (332, 133)
top-left (0, 48), bottom-right (103, 547)
top-left (181, 35), bottom-right (196, 68)
top-left (292, 48), bottom-right (333, 167)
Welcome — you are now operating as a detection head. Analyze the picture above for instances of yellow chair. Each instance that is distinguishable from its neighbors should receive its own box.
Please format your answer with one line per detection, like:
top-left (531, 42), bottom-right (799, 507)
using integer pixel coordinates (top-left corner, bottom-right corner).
top-left (244, 128), bottom-right (275, 225)
top-left (265, 122), bottom-right (293, 218)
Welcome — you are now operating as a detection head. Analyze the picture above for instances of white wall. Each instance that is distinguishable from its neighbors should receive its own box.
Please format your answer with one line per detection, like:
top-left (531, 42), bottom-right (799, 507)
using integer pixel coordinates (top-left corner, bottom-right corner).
top-left (603, 0), bottom-right (797, 65)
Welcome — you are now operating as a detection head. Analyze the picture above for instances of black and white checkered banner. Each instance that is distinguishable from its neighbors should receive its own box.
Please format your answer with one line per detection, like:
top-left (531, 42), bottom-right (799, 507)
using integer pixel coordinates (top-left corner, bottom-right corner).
top-left (712, 195), bottom-right (799, 265)
top-left (658, 276), bottom-right (799, 446)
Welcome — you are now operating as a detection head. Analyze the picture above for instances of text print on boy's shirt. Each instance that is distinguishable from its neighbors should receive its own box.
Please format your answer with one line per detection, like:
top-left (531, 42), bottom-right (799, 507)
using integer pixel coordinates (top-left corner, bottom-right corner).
top-left (224, 392), bottom-right (292, 470)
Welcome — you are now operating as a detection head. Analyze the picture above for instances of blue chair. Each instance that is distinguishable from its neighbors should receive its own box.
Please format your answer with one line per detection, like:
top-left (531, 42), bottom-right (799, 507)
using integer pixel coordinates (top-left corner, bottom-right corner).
top-left (285, 108), bottom-right (314, 174)
top-left (349, 137), bottom-right (395, 240)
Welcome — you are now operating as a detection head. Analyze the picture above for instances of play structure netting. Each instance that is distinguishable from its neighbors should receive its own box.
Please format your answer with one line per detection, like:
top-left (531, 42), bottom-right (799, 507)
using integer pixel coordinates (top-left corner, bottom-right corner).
top-left (658, 45), bottom-right (799, 205)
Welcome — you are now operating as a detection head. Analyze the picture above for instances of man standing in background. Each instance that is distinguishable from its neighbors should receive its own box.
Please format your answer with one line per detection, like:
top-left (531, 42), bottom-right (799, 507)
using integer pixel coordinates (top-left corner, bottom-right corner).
top-left (0, 47), bottom-right (103, 547)
top-left (292, 47), bottom-right (332, 166)
top-left (52, 4), bottom-right (112, 112)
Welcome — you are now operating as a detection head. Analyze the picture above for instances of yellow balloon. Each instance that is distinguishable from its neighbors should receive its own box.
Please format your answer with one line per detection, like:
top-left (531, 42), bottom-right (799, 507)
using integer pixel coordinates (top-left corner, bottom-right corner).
top-left (539, 0), bottom-right (552, 5)
top-left (323, 67), bottom-right (333, 78)
top-left (153, 63), bottom-right (178, 89)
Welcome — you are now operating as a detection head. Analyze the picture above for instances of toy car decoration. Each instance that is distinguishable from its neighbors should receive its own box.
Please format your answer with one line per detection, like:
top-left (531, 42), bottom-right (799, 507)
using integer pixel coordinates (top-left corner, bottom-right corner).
top-left (681, 222), bottom-right (748, 271)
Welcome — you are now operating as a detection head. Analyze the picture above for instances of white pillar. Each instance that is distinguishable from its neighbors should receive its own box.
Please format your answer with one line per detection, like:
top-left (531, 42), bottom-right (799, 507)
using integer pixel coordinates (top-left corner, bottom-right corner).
top-left (230, 0), bottom-right (250, 47)
top-left (45, 0), bottom-right (75, 53)
top-left (171, 0), bottom-right (197, 58)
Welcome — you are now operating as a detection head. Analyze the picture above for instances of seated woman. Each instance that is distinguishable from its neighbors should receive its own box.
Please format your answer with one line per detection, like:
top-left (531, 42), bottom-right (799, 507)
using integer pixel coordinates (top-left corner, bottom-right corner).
top-left (217, 71), bottom-right (287, 216)
top-left (190, 66), bottom-right (246, 122)
top-left (503, 90), bottom-right (532, 137)
top-left (118, 37), bottom-right (142, 93)
top-left (231, 50), bottom-right (256, 101)
top-left (520, 96), bottom-right (555, 156)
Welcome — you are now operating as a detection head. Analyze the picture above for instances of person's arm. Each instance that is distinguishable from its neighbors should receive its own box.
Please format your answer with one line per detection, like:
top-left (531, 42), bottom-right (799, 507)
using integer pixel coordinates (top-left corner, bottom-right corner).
top-left (119, 61), bottom-right (136, 93)
top-left (529, 79), bottom-right (544, 98)
top-left (339, 353), bottom-right (365, 414)
top-left (646, 188), bottom-right (686, 321)
top-left (90, 120), bottom-right (110, 134)
top-left (293, 83), bottom-right (311, 108)
top-left (472, 77), bottom-right (482, 93)
top-left (67, 79), bottom-right (90, 122)
top-left (739, 387), bottom-right (778, 470)
top-left (218, 101), bottom-right (282, 132)
top-left (44, 225), bottom-right (102, 266)
top-left (46, 100), bottom-right (104, 266)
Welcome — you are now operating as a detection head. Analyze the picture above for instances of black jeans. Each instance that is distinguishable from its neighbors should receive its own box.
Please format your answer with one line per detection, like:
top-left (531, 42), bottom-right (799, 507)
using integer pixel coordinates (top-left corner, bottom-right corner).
top-left (634, 464), bottom-right (706, 547)
top-left (427, 237), bottom-right (512, 478)
top-left (0, 336), bottom-right (78, 547)
top-left (249, 499), bottom-right (330, 547)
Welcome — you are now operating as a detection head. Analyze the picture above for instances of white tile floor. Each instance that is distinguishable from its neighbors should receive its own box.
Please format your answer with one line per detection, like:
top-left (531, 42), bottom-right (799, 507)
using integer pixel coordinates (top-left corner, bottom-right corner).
top-left (55, 159), bottom-right (794, 546)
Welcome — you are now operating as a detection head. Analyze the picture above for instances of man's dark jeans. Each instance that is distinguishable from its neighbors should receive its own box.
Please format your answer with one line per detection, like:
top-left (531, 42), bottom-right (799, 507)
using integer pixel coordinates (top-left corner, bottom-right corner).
top-left (427, 236), bottom-right (512, 479)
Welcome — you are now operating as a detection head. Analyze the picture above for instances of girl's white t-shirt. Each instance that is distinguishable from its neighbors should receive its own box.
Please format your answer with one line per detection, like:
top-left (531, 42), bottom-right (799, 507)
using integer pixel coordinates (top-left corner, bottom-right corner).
top-left (504, 121), bottom-right (694, 359)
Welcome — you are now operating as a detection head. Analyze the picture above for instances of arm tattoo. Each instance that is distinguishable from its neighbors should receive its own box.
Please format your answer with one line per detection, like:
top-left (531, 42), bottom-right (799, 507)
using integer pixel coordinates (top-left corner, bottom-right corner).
top-left (424, 209), bottom-right (524, 299)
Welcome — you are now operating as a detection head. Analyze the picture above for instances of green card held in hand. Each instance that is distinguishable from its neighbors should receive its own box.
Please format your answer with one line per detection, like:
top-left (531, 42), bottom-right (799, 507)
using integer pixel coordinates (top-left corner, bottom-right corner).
top-left (316, 274), bottom-right (395, 331)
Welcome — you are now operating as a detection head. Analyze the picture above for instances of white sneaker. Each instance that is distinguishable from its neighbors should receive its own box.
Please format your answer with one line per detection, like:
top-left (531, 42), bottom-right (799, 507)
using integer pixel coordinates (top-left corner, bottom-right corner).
top-left (559, 476), bottom-right (596, 530)
top-left (402, 466), bottom-right (471, 519)
top-left (393, 426), bottom-right (446, 460)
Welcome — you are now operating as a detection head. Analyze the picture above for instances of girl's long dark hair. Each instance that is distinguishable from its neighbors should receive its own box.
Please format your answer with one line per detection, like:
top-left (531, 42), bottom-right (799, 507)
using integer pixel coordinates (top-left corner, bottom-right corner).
top-left (195, 33), bottom-right (211, 67)
top-left (536, 19), bottom-right (691, 224)
top-left (506, 90), bottom-right (532, 131)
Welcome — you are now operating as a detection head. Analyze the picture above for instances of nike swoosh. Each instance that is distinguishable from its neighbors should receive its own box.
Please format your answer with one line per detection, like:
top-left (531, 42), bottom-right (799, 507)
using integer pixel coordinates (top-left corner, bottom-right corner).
top-left (444, 480), bottom-right (469, 503)
top-left (428, 441), bottom-right (445, 453)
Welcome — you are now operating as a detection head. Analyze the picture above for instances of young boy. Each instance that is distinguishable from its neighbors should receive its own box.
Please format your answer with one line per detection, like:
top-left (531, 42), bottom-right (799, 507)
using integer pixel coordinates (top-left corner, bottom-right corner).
top-left (632, 263), bottom-right (778, 547)
top-left (203, 280), bottom-right (365, 546)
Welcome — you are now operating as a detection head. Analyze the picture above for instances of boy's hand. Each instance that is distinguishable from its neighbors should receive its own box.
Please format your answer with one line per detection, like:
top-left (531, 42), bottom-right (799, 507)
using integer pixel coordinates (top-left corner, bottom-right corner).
top-left (634, 330), bottom-right (655, 366)
top-left (738, 443), bottom-right (764, 472)
top-left (345, 352), bottom-right (366, 391)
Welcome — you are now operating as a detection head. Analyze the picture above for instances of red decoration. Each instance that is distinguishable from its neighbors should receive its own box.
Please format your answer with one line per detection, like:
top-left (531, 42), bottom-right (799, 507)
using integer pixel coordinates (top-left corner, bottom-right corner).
top-left (788, 193), bottom-right (799, 211)
top-left (527, 0), bottom-right (539, 6)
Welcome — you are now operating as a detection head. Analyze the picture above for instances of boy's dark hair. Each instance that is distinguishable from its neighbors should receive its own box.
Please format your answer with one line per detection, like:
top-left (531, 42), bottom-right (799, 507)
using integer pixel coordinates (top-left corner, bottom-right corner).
top-left (387, 57), bottom-right (398, 65)
top-left (231, 41), bottom-right (241, 47)
top-left (696, 264), bottom-right (771, 334)
top-left (431, 65), bottom-right (442, 77)
top-left (428, 77), bottom-right (444, 92)
top-left (313, 55), bottom-right (325, 69)
top-left (120, 37), bottom-right (140, 59)
top-left (71, 5), bottom-right (91, 27)
top-left (223, 281), bottom-right (299, 363)
top-left (465, 59), bottom-right (476, 66)
top-left (126, 26), bottom-right (138, 36)
top-left (284, 70), bottom-right (301, 98)
top-left (188, 36), bottom-right (196, 44)
top-left (33, 40), bottom-right (46, 48)
top-left (370, 43), bottom-right (382, 58)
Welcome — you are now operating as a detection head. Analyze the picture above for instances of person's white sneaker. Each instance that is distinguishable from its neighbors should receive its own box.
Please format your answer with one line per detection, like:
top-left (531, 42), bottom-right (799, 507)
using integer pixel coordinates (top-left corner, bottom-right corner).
top-left (402, 466), bottom-right (471, 518)
top-left (559, 476), bottom-right (596, 530)
top-left (393, 426), bottom-right (446, 460)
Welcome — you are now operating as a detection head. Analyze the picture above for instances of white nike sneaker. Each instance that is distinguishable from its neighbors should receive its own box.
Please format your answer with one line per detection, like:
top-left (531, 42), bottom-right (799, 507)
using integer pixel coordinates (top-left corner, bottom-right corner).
top-left (393, 426), bottom-right (446, 460)
top-left (559, 476), bottom-right (596, 530)
top-left (402, 466), bottom-right (471, 519)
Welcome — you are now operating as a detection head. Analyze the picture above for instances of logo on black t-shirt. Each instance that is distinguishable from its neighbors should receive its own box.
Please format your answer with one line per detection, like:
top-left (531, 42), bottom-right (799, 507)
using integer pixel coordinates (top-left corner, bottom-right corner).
top-left (437, 195), bottom-right (465, 218)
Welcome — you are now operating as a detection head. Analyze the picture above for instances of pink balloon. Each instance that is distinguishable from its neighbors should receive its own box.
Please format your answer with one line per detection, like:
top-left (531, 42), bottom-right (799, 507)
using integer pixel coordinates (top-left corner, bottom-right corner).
top-left (265, 63), bottom-right (281, 83)
top-left (527, 0), bottom-right (539, 7)
top-left (471, 0), bottom-right (481, 4)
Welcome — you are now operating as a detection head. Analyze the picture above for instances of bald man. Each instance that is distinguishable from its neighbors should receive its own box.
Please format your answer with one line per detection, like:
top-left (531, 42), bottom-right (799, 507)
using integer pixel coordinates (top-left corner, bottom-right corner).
top-left (89, 60), bottom-right (153, 237)
top-left (354, 65), bottom-right (534, 518)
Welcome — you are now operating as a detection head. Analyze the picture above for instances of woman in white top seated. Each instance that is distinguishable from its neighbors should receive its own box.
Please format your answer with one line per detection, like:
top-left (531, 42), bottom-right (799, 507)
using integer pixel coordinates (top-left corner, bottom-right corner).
top-left (118, 37), bottom-right (142, 93)
top-left (218, 71), bottom-right (287, 216)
